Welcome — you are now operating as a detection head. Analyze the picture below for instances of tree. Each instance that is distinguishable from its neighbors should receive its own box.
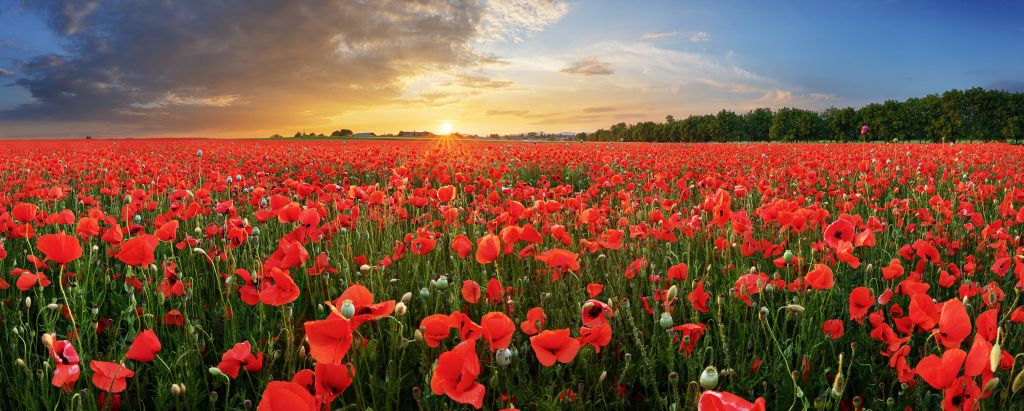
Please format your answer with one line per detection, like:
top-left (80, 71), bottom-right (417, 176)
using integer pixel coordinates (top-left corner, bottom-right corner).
top-left (330, 129), bottom-right (353, 137)
top-left (823, 107), bottom-right (858, 142)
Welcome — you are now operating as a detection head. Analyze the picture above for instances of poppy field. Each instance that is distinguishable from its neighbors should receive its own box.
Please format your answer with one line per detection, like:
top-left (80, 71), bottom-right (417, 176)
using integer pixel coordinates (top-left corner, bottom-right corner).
top-left (2, 139), bottom-right (1024, 411)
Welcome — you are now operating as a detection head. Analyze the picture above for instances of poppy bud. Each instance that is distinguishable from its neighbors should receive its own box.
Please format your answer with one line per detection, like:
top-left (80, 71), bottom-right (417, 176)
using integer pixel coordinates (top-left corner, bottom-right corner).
top-left (210, 391), bottom-right (218, 402)
top-left (46, 303), bottom-right (59, 311)
top-left (666, 285), bottom-right (678, 301)
top-left (414, 329), bottom-right (424, 344)
top-left (24, 297), bottom-right (31, 309)
top-left (412, 386), bottom-right (422, 403)
top-left (208, 367), bottom-right (226, 378)
top-left (983, 377), bottom-right (999, 394)
top-left (699, 366), bottom-right (719, 389)
top-left (42, 333), bottom-right (55, 348)
top-left (401, 292), bottom-right (412, 303)
top-left (659, 313), bottom-right (674, 329)
top-left (395, 302), bottom-right (407, 316)
top-left (813, 397), bottom-right (827, 410)
top-left (171, 384), bottom-right (182, 397)
top-left (16, 358), bottom-right (26, 368)
top-left (598, 370), bottom-right (607, 385)
top-left (360, 264), bottom-right (371, 272)
top-left (785, 304), bottom-right (805, 314)
top-left (990, 342), bottom-right (1001, 373)
top-left (758, 306), bottom-right (768, 322)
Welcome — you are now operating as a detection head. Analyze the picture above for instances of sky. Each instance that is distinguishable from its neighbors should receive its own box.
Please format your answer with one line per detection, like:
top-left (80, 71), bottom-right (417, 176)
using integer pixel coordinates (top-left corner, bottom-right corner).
top-left (0, 0), bottom-right (1022, 138)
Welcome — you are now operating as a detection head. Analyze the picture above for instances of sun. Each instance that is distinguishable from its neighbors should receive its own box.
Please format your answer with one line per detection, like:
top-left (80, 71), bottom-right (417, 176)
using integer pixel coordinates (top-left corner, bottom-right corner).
top-left (438, 121), bottom-right (454, 135)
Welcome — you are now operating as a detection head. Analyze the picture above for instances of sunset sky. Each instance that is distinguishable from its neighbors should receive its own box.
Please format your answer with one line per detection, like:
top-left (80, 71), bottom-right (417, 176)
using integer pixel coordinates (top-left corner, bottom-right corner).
top-left (1, 0), bottom-right (1023, 138)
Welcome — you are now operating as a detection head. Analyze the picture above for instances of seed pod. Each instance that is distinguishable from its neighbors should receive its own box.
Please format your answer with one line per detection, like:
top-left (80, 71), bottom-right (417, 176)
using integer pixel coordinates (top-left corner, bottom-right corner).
top-left (659, 313), bottom-right (674, 329)
top-left (699, 366), bottom-right (719, 390)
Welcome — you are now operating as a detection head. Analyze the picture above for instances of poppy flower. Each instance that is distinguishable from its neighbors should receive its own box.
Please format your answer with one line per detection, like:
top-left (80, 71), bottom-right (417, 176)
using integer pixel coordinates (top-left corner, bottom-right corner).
top-left (823, 218), bottom-right (855, 249)
top-left (881, 258), bottom-right (905, 280)
top-left (259, 267), bottom-right (300, 306)
top-left (577, 323), bottom-right (612, 353)
top-left (125, 329), bottom-right (161, 362)
top-left (76, 217), bottom-right (101, 238)
top-left (805, 263), bottom-right (834, 290)
top-left (36, 232), bottom-right (83, 265)
top-left (698, 390), bottom-right (766, 411)
top-left (437, 185), bottom-right (456, 203)
top-left (848, 287), bottom-right (873, 323)
top-left (916, 348), bottom-right (966, 389)
top-left (116, 234), bottom-right (160, 267)
top-left (217, 341), bottom-right (264, 378)
top-left (163, 309), bottom-right (184, 327)
top-left (15, 270), bottom-right (50, 291)
top-left (667, 262), bottom-right (688, 281)
top-left (534, 248), bottom-right (580, 280)
top-left (462, 280), bottom-right (481, 304)
top-left (430, 340), bottom-right (485, 409)
top-left (530, 329), bottom-right (581, 366)
top-left (672, 323), bottom-right (705, 356)
top-left (689, 280), bottom-right (710, 313)
top-left (520, 307), bottom-right (546, 336)
top-left (420, 314), bottom-right (456, 348)
top-left (50, 340), bottom-right (81, 392)
top-left (331, 283), bottom-right (395, 328)
top-left (304, 313), bottom-right (354, 364)
top-left (481, 312), bottom-right (515, 351)
top-left (475, 234), bottom-right (501, 264)
top-left (451, 234), bottom-right (473, 259)
top-left (486, 277), bottom-right (504, 305)
top-left (581, 299), bottom-right (614, 327)
top-left (12, 202), bottom-right (38, 223)
top-left (313, 363), bottom-right (355, 405)
top-left (624, 257), bottom-right (647, 279)
top-left (586, 283), bottom-right (604, 298)
top-left (258, 381), bottom-right (318, 411)
top-left (936, 298), bottom-right (971, 349)
top-left (90, 361), bottom-right (135, 393)
top-left (821, 319), bottom-right (844, 340)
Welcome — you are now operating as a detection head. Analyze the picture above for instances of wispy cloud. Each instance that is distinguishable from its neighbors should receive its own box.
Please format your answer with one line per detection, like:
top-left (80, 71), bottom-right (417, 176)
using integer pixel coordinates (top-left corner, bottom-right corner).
top-left (641, 31), bottom-right (678, 40)
top-left (689, 31), bottom-right (710, 43)
top-left (582, 106), bottom-right (616, 113)
top-left (560, 58), bottom-right (614, 76)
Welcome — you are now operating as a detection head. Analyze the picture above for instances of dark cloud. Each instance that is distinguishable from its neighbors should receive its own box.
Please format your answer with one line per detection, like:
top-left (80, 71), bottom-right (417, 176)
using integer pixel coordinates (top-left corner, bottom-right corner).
top-left (560, 58), bottom-right (613, 76)
top-left (0, 0), bottom-right (566, 135)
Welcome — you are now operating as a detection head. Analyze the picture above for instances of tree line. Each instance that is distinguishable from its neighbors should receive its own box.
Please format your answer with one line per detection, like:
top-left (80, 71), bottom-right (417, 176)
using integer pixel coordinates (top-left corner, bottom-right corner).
top-left (577, 88), bottom-right (1024, 143)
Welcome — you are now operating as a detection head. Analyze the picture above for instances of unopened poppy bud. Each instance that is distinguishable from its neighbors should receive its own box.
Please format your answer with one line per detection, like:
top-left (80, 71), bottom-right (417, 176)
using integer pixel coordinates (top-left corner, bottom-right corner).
top-left (990, 343), bottom-right (1001, 373)
top-left (699, 366), bottom-right (719, 389)
top-left (395, 302), bottom-right (407, 316)
top-left (1013, 369), bottom-right (1024, 393)
top-left (785, 304), bottom-right (805, 314)
top-left (24, 297), bottom-right (31, 309)
top-left (46, 303), bottom-right (59, 311)
top-left (489, 373), bottom-right (499, 388)
top-left (598, 370), bottom-right (607, 385)
top-left (16, 358), bottom-right (26, 368)
top-left (92, 245), bottom-right (99, 251)
top-left (983, 377), bottom-right (999, 394)
top-left (360, 264), bottom-right (371, 272)
top-left (813, 397), bottom-right (827, 410)
top-left (659, 313), bottom-right (673, 329)
top-left (339, 300), bottom-right (356, 318)
top-left (208, 367), bottom-right (226, 378)
top-left (210, 390), bottom-right (219, 402)
top-left (401, 292), bottom-right (412, 304)
top-left (171, 383), bottom-right (182, 397)
top-left (414, 329), bottom-right (424, 344)
top-left (758, 306), bottom-right (769, 322)
top-left (666, 285), bottom-right (678, 301)
top-left (42, 333), bottom-right (55, 348)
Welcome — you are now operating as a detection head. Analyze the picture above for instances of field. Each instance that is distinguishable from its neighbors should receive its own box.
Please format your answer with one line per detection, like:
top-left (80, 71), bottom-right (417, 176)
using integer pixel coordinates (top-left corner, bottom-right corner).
top-left (1, 139), bottom-right (1023, 411)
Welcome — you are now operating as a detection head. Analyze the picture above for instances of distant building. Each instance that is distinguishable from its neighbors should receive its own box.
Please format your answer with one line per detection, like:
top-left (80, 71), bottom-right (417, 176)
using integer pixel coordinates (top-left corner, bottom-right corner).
top-left (351, 132), bottom-right (376, 137)
top-left (398, 131), bottom-right (434, 137)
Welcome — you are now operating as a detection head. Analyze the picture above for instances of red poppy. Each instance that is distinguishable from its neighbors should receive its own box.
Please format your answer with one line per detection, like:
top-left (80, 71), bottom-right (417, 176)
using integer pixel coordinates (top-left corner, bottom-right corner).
top-left (12, 202), bottom-right (38, 223)
top-left (125, 329), bottom-right (161, 362)
top-left (90, 361), bottom-right (135, 393)
top-left (530, 329), bottom-right (580, 366)
top-left (475, 234), bottom-right (501, 264)
top-left (437, 185), bottom-right (456, 203)
top-left (667, 262), bottom-right (688, 281)
top-left (577, 323), bottom-right (612, 353)
top-left (881, 258), bottom-right (905, 280)
top-left (15, 270), bottom-right (51, 291)
top-left (672, 323), bottom-right (705, 356)
top-left (689, 280), bottom-right (710, 313)
top-left (258, 381), bottom-right (318, 411)
top-left (586, 283), bottom-right (604, 298)
top-left (581, 299), bottom-right (614, 327)
top-left (481, 312), bottom-right (515, 351)
top-left (37, 232), bottom-right (83, 265)
top-left (848, 287), bottom-right (873, 323)
top-left (698, 390), bottom-right (766, 411)
top-left (259, 267), bottom-right (300, 306)
top-left (50, 340), bottom-right (81, 392)
top-left (304, 313), bottom-right (354, 364)
top-left (155, 220), bottom-right (178, 242)
top-left (805, 263), bottom-right (834, 290)
top-left (331, 283), bottom-right (395, 328)
top-left (520, 307), bottom-right (546, 336)
top-left (163, 309), bottom-right (184, 327)
top-left (822, 319), bottom-right (844, 340)
top-left (823, 218), bottom-right (855, 249)
top-left (624, 257), bottom-right (647, 279)
top-left (116, 234), bottom-right (159, 267)
top-left (217, 340), bottom-right (264, 378)
top-left (420, 314), bottom-right (456, 348)
top-left (462, 280), bottom-right (482, 304)
top-left (936, 298), bottom-right (971, 349)
top-left (534, 248), bottom-right (580, 280)
top-left (451, 234), bottom-right (473, 259)
top-left (76, 217), bottom-right (101, 238)
top-left (916, 348), bottom-right (966, 389)
top-left (430, 340), bottom-right (485, 409)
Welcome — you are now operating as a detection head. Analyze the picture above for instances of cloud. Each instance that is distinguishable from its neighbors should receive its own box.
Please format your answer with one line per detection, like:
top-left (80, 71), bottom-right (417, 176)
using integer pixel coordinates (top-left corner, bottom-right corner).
top-left (560, 58), bottom-right (614, 76)
top-left (486, 109), bottom-right (531, 116)
top-left (0, 68), bottom-right (13, 77)
top-left (689, 32), bottom-right (710, 43)
top-left (641, 31), bottom-right (678, 40)
top-left (582, 106), bottom-right (616, 113)
top-left (0, 0), bottom-right (567, 136)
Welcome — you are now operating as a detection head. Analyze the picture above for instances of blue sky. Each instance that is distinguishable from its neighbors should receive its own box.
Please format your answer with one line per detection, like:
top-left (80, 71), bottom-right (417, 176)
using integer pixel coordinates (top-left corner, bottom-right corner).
top-left (1, 0), bottom-right (1022, 137)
